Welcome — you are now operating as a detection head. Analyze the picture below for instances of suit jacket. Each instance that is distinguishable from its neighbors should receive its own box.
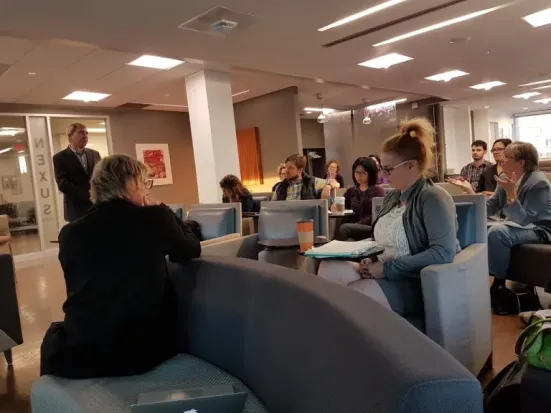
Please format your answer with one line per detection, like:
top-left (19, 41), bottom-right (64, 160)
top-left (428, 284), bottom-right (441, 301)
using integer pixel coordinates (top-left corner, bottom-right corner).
top-left (53, 147), bottom-right (101, 222)
top-left (40, 199), bottom-right (202, 379)
top-left (487, 171), bottom-right (551, 238)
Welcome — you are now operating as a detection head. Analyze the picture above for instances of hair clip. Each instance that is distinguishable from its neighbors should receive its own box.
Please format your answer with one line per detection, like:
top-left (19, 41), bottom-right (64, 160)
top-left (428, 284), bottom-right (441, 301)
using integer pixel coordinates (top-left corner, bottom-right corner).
top-left (409, 130), bottom-right (417, 138)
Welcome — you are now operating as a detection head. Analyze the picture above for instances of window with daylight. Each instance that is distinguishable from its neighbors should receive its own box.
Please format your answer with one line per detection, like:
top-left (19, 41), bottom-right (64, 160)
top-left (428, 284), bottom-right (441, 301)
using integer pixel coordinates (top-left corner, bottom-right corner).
top-left (516, 114), bottom-right (551, 158)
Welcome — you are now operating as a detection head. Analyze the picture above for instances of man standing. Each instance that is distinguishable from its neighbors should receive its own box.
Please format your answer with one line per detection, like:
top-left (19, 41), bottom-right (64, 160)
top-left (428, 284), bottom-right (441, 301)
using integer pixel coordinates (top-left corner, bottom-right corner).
top-left (272, 154), bottom-right (336, 201)
top-left (460, 140), bottom-right (493, 193)
top-left (53, 123), bottom-right (101, 222)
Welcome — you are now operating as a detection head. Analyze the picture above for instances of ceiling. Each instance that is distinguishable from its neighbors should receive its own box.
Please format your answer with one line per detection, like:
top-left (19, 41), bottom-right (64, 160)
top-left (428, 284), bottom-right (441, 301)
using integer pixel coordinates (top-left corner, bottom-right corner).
top-left (0, 0), bottom-right (550, 112)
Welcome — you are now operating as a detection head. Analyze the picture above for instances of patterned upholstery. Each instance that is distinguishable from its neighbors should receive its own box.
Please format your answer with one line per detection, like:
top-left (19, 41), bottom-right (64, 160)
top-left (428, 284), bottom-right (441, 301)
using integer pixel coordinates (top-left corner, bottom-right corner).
top-left (32, 354), bottom-right (268, 413)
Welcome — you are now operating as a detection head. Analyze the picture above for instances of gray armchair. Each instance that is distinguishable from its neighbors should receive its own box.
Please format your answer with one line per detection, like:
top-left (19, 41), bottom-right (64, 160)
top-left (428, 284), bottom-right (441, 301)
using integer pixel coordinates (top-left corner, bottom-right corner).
top-left (371, 194), bottom-right (491, 375)
top-left (0, 253), bottom-right (23, 366)
top-left (187, 202), bottom-right (242, 239)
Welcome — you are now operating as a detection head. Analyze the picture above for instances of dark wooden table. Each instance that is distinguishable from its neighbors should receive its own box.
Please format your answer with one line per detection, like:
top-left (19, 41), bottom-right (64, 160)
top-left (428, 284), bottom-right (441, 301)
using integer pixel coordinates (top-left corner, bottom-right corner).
top-left (258, 236), bottom-right (329, 250)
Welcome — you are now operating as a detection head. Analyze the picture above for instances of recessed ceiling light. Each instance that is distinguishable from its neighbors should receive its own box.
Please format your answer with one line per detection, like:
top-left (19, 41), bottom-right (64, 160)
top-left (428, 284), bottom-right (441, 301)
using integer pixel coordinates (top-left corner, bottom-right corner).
top-left (531, 85), bottom-right (551, 90)
top-left (86, 128), bottom-right (107, 133)
top-left (484, 106), bottom-right (490, 109)
top-left (306, 111), bottom-right (312, 114)
top-left (534, 98), bottom-right (551, 104)
top-left (128, 55), bottom-right (184, 70)
top-left (358, 53), bottom-right (413, 69)
top-left (63, 91), bottom-right (111, 102)
top-left (99, 121), bottom-right (105, 125)
top-left (373, 5), bottom-right (506, 47)
top-left (304, 107), bottom-right (334, 113)
top-left (315, 78), bottom-right (325, 84)
top-left (366, 98), bottom-right (406, 110)
top-left (449, 37), bottom-right (471, 44)
top-left (520, 79), bottom-right (551, 87)
top-left (523, 107), bottom-right (528, 110)
top-left (470, 81), bottom-right (507, 91)
top-left (28, 72), bottom-right (36, 76)
top-left (523, 8), bottom-right (551, 28)
top-left (164, 93), bottom-right (169, 97)
top-left (513, 92), bottom-right (541, 99)
top-left (318, 0), bottom-right (407, 31)
top-left (425, 70), bottom-right (469, 82)
top-left (232, 90), bottom-right (250, 97)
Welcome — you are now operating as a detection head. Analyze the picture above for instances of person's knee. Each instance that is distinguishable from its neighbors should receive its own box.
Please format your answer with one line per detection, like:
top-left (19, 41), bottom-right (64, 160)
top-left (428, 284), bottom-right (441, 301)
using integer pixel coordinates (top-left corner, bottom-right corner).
top-left (488, 225), bottom-right (513, 248)
top-left (337, 223), bottom-right (352, 240)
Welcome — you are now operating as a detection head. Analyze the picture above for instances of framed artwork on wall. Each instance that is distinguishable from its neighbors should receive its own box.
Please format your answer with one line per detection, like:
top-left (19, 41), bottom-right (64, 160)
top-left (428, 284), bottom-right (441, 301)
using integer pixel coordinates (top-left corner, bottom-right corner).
top-left (135, 143), bottom-right (173, 186)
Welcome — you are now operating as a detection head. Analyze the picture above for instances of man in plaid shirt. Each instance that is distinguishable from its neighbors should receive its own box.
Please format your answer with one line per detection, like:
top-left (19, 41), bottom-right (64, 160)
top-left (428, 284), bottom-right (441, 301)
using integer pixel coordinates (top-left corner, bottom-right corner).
top-left (460, 140), bottom-right (493, 192)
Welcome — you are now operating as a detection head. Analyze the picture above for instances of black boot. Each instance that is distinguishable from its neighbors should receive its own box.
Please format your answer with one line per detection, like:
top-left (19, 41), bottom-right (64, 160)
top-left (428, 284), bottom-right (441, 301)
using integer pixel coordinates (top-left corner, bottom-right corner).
top-left (490, 280), bottom-right (520, 316)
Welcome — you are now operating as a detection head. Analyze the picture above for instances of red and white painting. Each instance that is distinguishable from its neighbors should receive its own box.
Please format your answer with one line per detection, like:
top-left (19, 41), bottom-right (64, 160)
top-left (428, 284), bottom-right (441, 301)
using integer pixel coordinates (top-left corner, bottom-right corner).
top-left (135, 144), bottom-right (173, 186)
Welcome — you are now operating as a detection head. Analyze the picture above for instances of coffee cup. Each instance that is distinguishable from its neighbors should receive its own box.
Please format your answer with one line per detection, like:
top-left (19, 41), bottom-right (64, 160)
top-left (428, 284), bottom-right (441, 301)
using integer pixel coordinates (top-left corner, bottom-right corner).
top-left (297, 219), bottom-right (314, 252)
top-left (334, 196), bottom-right (345, 214)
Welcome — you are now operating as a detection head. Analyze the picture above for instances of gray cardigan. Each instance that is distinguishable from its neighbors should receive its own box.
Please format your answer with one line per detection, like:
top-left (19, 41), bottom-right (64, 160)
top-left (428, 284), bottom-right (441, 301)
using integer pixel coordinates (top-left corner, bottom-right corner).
top-left (372, 178), bottom-right (459, 280)
top-left (487, 170), bottom-right (551, 239)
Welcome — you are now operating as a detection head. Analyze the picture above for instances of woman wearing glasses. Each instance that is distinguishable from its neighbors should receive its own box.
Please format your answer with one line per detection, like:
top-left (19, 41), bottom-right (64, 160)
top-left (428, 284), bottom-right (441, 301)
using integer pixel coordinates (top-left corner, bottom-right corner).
top-left (319, 118), bottom-right (459, 318)
top-left (335, 157), bottom-right (384, 241)
top-left (40, 155), bottom-right (201, 379)
top-left (477, 138), bottom-right (512, 196)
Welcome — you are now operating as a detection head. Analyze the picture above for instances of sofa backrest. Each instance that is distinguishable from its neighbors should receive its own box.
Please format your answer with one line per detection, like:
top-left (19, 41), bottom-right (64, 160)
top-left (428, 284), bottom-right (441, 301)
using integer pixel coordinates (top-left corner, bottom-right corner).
top-left (168, 257), bottom-right (482, 413)
top-left (452, 194), bottom-right (487, 245)
top-left (167, 204), bottom-right (186, 220)
top-left (187, 203), bottom-right (242, 240)
top-left (257, 200), bottom-right (328, 241)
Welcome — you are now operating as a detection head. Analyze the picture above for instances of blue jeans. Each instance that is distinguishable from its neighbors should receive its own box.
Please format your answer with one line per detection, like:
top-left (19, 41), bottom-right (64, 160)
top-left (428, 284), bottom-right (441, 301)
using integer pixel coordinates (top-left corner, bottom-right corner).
top-left (488, 224), bottom-right (543, 279)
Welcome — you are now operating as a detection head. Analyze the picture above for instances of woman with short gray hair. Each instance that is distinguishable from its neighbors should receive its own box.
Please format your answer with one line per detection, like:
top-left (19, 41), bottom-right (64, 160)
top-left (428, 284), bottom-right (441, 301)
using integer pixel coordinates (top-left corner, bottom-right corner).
top-left (40, 154), bottom-right (201, 379)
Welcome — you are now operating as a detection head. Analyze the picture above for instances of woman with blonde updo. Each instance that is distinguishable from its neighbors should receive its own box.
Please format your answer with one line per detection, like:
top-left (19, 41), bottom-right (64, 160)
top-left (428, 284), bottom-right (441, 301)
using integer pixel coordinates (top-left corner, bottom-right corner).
top-left (319, 118), bottom-right (459, 318)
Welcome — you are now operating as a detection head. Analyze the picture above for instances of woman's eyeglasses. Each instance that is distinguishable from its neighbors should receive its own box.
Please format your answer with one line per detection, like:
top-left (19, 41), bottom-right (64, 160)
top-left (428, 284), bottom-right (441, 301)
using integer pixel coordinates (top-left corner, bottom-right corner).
top-left (380, 160), bottom-right (410, 175)
top-left (144, 179), bottom-right (154, 190)
top-left (492, 147), bottom-right (505, 153)
top-left (354, 170), bottom-right (368, 176)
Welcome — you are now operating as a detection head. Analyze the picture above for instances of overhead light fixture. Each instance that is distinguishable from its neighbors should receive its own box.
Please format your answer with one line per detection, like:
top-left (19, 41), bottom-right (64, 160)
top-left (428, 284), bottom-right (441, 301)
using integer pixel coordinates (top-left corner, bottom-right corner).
top-left (470, 81), bottom-right (507, 91)
top-left (0, 147), bottom-right (12, 154)
top-left (63, 91), bottom-right (111, 102)
top-left (28, 72), bottom-right (36, 76)
top-left (513, 92), bottom-right (541, 99)
top-left (523, 107), bottom-right (529, 110)
top-left (531, 85), bottom-right (551, 90)
top-left (366, 98), bottom-right (407, 110)
top-left (425, 70), bottom-right (469, 82)
top-left (520, 79), bottom-right (551, 87)
top-left (306, 111), bottom-right (312, 114)
top-left (317, 113), bottom-right (328, 124)
top-left (128, 55), bottom-right (184, 70)
top-left (18, 155), bottom-right (27, 174)
top-left (523, 8), bottom-right (551, 28)
top-left (318, 0), bottom-right (407, 31)
top-left (484, 106), bottom-right (490, 109)
top-left (534, 98), bottom-right (551, 104)
top-left (99, 121), bottom-right (105, 125)
top-left (86, 128), bottom-right (107, 133)
top-left (232, 90), bottom-right (250, 97)
top-left (304, 107), bottom-right (334, 113)
top-left (358, 53), bottom-right (413, 69)
top-left (143, 103), bottom-right (188, 108)
top-left (373, 5), bottom-right (506, 47)
top-left (0, 128), bottom-right (24, 136)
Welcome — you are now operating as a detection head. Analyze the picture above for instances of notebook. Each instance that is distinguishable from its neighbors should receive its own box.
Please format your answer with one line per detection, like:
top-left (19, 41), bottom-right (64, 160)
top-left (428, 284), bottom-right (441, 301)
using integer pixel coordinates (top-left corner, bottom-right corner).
top-left (304, 240), bottom-right (380, 258)
top-left (131, 385), bottom-right (248, 413)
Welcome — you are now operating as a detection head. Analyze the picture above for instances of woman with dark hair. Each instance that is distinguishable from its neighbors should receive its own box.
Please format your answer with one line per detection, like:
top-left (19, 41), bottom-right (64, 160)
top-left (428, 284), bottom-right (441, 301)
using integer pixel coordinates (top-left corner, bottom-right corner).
top-left (220, 174), bottom-right (254, 213)
top-left (335, 157), bottom-right (385, 241)
top-left (368, 153), bottom-right (389, 184)
top-left (323, 160), bottom-right (345, 188)
top-left (476, 138), bottom-right (512, 195)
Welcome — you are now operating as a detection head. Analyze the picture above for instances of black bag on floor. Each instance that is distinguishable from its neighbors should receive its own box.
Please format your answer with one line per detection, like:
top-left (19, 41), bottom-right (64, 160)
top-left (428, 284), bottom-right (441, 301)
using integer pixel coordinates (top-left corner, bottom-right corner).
top-left (484, 360), bottom-right (527, 413)
top-left (494, 286), bottom-right (541, 316)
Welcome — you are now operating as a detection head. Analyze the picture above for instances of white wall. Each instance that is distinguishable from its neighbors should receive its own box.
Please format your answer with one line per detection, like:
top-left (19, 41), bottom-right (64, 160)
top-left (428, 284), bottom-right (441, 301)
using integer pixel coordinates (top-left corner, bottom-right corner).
top-left (489, 109), bottom-right (514, 141)
top-left (443, 106), bottom-right (473, 174)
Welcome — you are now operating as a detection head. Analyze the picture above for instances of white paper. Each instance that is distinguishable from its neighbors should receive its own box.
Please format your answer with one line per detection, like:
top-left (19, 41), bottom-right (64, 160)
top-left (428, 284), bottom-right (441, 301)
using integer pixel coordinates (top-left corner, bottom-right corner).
top-left (305, 240), bottom-right (379, 257)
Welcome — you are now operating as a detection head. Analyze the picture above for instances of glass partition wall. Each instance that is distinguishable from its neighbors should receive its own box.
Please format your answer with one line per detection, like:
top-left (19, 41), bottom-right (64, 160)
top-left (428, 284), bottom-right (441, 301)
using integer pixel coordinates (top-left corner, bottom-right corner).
top-left (0, 114), bottom-right (111, 258)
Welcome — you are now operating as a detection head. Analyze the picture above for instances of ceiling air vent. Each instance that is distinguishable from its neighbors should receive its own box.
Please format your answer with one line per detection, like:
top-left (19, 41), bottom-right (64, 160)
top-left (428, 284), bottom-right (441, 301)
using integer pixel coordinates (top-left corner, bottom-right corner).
top-left (178, 6), bottom-right (256, 36)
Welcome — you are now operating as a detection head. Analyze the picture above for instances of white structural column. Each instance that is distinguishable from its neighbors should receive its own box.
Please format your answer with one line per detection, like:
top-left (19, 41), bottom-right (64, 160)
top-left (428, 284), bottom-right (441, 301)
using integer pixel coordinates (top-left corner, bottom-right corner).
top-left (185, 70), bottom-right (240, 203)
top-left (442, 106), bottom-right (473, 174)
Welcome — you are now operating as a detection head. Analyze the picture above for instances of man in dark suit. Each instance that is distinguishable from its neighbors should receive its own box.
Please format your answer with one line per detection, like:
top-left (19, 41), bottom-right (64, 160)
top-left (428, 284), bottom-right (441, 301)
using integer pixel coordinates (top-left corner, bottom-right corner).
top-left (53, 123), bottom-right (101, 222)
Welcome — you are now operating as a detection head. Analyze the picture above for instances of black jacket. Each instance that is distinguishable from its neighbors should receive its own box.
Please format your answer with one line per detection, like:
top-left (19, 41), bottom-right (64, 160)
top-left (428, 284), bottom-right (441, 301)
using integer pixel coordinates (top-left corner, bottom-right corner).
top-left (53, 147), bottom-right (101, 222)
top-left (274, 173), bottom-right (318, 201)
top-left (222, 188), bottom-right (254, 212)
top-left (40, 199), bottom-right (201, 379)
top-left (477, 164), bottom-right (499, 193)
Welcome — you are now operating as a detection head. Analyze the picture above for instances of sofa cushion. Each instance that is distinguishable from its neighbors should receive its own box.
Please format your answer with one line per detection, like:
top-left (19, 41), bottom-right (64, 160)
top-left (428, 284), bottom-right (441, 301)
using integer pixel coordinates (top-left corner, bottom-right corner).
top-left (509, 243), bottom-right (551, 291)
top-left (455, 202), bottom-right (476, 249)
top-left (31, 354), bottom-right (268, 413)
top-left (187, 208), bottom-right (235, 240)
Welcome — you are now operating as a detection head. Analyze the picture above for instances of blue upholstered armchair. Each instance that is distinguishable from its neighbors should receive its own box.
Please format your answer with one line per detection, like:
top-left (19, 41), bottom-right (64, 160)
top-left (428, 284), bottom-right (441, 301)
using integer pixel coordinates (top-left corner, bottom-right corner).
top-left (187, 202), bottom-right (242, 240)
top-left (372, 194), bottom-right (491, 375)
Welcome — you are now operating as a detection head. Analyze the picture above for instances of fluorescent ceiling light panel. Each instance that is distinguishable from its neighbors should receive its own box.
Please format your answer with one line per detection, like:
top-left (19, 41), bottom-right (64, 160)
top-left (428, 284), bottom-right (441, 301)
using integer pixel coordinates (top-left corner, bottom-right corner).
top-left (531, 85), bottom-right (551, 90)
top-left (425, 70), bottom-right (469, 82)
top-left (358, 53), bottom-right (413, 69)
top-left (520, 79), bottom-right (551, 87)
top-left (63, 91), bottom-right (111, 102)
top-left (86, 128), bottom-right (107, 133)
top-left (373, 5), bottom-right (506, 47)
top-left (318, 0), bottom-right (407, 31)
top-left (523, 8), bottom-right (551, 28)
top-left (470, 81), bottom-right (506, 91)
top-left (128, 55), bottom-right (184, 70)
top-left (512, 92), bottom-right (541, 99)
top-left (144, 103), bottom-right (188, 108)
top-left (304, 107), bottom-right (334, 113)
top-left (366, 98), bottom-right (407, 110)
top-left (232, 90), bottom-right (250, 97)
top-left (535, 98), bottom-right (551, 104)
top-left (0, 147), bottom-right (12, 154)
